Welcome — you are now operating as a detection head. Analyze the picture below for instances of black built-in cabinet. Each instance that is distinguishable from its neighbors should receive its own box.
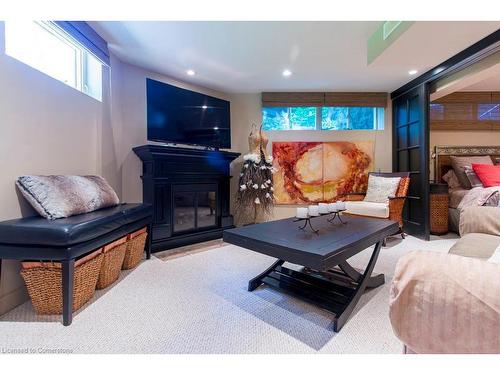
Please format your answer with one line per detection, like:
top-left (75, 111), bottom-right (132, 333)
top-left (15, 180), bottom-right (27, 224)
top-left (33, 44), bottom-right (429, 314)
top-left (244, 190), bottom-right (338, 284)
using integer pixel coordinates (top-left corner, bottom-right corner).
top-left (133, 145), bottom-right (240, 252)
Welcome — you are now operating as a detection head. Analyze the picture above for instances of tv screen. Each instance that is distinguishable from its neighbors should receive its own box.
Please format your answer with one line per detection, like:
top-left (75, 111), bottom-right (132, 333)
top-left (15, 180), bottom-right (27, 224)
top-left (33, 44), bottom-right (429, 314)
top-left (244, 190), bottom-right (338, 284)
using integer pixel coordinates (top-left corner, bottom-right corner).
top-left (146, 78), bottom-right (231, 149)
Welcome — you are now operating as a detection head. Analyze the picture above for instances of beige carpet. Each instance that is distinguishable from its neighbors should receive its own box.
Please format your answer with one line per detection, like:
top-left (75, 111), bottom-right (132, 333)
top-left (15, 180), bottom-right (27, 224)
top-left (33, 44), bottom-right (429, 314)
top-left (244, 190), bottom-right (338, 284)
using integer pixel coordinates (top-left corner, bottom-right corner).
top-left (0, 234), bottom-right (458, 354)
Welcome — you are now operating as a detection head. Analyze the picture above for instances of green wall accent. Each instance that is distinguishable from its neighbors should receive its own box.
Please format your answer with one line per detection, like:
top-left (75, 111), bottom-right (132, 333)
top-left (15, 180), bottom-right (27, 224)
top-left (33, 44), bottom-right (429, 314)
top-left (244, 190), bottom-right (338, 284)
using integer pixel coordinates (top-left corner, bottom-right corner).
top-left (367, 21), bottom-right (414, 65)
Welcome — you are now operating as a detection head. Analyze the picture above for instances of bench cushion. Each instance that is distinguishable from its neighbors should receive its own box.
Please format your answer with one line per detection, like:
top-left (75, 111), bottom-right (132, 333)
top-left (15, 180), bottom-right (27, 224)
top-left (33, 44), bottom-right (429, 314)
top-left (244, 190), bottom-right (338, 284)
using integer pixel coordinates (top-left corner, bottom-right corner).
top-left (0, 203), bottom-right (152, 247)
top-left (345, 201), bottom-right (389, 219)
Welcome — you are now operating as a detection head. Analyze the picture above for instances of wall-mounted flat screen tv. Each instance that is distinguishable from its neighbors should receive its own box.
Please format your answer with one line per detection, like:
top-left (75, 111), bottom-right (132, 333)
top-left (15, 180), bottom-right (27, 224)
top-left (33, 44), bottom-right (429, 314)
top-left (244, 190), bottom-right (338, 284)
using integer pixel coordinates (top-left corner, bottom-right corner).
top-left (146, 78), bottom-right (231, 149)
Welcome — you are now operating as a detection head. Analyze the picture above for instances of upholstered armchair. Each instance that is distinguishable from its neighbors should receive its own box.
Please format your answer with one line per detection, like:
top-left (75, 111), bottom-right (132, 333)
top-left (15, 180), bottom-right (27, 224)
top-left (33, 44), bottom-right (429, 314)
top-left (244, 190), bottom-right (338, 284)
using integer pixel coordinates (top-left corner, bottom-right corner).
top-left (340, 172), bottom-right (410, 239)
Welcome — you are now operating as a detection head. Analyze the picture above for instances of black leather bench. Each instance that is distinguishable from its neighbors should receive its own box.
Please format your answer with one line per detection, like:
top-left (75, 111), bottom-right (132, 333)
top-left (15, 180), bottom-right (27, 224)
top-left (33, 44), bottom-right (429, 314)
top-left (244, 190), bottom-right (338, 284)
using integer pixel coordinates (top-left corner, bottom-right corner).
top-left (0, 203), bottom-right (153, 326)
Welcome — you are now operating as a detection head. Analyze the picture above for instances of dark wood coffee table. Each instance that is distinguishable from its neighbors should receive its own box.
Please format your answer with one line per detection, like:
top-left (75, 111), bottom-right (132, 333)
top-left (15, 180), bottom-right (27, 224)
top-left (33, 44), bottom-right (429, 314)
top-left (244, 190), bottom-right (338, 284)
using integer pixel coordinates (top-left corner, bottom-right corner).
top-left (223, 215), bottom-right (398, 332)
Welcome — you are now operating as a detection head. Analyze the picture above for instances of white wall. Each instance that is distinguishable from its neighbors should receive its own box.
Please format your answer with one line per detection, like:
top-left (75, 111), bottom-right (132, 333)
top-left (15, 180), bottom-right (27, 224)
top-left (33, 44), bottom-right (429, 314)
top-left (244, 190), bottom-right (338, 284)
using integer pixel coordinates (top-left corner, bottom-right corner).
top-left (0, 22), bottom-right (112, 315)
top-left (229, 93), bottom-right (393, 220)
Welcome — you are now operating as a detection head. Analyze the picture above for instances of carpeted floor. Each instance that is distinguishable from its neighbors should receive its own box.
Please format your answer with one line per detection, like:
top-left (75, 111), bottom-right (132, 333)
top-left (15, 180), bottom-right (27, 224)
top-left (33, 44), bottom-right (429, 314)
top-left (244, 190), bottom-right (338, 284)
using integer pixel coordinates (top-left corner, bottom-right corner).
top-left (0, 234), bottom-right (458, 354)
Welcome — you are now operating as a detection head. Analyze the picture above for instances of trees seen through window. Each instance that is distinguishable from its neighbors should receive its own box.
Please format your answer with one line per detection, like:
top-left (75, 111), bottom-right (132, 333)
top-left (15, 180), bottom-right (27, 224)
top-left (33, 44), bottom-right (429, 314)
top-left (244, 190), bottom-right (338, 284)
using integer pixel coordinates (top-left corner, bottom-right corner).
top-left (262, 106), bottom-right (384, 131)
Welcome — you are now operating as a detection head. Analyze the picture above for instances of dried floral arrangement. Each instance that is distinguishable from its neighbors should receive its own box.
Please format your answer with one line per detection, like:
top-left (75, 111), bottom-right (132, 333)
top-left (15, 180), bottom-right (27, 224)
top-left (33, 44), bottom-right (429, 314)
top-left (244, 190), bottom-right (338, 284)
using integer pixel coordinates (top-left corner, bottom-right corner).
top-left (235, 125), bottom-right (275, 224)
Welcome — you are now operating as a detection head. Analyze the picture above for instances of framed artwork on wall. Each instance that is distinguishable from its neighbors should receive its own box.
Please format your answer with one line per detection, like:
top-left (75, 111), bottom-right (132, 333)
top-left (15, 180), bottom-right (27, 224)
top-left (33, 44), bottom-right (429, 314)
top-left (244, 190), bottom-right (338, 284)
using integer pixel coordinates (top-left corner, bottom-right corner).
top-left (272, 141), bottom-right (374, 204)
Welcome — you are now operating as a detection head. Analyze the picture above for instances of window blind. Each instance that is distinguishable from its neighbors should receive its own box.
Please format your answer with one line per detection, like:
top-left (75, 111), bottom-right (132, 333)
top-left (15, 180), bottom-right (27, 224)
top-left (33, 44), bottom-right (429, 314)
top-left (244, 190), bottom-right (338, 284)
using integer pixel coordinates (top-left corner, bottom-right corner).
top-left (430, 91), bottom-right (500, 131)
top-left (262, 92), bottom-right (387, 108)
top-left (323, 92), bottom-right (387, 107)
top-left (261, 92), bottom-right (324, 107)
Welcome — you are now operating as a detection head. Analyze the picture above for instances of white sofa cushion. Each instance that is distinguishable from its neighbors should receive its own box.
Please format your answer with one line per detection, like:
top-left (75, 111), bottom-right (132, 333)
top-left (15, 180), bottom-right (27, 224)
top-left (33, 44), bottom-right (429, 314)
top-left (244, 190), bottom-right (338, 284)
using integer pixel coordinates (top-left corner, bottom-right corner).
top-left (364, 175), bottom-right (401, 203)
top-left (345, 201), bottom-right (389, 219)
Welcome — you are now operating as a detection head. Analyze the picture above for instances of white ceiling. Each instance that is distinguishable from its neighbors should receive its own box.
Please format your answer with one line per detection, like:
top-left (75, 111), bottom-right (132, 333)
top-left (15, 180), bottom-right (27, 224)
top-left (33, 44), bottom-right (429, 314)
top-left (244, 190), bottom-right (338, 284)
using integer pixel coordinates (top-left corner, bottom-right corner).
top-left (91, 21), bottom-right (500, 93)
top-left (462, 71), bottom-right (500, 91)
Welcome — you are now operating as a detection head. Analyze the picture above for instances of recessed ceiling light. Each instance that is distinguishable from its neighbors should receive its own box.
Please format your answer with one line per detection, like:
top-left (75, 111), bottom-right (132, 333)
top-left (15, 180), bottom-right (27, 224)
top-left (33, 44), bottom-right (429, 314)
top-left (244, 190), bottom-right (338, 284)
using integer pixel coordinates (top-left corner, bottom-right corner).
top-left (408, 70), bottom-right (418, 75)
top-left (186, 69), bottom-right (195, 76)
top-left (282, 69), bottom-right (292, 77)
top-left (201, 105), bottom-right (208, 109)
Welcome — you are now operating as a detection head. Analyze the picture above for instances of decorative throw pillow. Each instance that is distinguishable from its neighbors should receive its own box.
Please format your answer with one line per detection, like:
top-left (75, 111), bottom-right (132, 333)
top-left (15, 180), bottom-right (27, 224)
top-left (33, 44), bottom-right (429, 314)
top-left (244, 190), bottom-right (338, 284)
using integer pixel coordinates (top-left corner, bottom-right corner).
top-left (363, 175), bottom-right (401, 203)
top-left (16, 175), bottom-right (120, 220)
top-left (463, 166), bottom-right (484, 188)
top-left (442, 169), bottom-right (461, 189)
top-left (472, 163), bottom-right (500, 188)
top-left (450, 155), bottom-right (493, 189)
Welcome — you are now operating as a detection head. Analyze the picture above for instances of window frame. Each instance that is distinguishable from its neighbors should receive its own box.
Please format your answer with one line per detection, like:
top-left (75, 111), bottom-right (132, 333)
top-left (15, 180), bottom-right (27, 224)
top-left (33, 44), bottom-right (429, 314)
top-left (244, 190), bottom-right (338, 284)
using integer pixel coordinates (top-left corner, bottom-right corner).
top-left (4, 21), bottom-right (103, 102)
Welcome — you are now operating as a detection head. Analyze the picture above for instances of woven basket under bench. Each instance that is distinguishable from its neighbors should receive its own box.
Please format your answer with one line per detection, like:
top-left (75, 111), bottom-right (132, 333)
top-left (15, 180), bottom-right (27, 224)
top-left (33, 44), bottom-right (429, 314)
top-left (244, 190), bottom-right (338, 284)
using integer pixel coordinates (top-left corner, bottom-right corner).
top-left (20, 227), bottom-right (148, 315)
top-left (21, 251), bottom-right (103, 315)
top-left (96, 237), bottom-right (127, 289)
top-left (122, 227), bottom-right (148, 270)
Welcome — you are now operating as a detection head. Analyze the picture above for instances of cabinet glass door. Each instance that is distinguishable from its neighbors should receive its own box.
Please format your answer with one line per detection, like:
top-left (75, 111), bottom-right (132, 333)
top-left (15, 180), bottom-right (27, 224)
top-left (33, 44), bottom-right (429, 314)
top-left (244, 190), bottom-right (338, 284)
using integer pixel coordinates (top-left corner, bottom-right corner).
top-left (173, 191), bottom-right (196, 233)
top-left (197, 191), bottom-right (217, 229)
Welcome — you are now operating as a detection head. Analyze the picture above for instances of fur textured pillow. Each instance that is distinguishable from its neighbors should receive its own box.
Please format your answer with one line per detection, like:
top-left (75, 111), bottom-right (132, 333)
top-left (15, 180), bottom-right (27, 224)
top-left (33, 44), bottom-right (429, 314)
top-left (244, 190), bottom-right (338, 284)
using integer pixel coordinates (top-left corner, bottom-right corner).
top-left (16, 175), bottom-right (119, 220)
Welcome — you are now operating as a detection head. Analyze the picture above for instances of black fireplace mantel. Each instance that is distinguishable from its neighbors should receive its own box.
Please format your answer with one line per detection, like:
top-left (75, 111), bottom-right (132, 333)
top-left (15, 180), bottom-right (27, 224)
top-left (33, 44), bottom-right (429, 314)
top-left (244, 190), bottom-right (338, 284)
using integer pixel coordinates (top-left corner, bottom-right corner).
top-left (133, 144), bottom-right (240, 252)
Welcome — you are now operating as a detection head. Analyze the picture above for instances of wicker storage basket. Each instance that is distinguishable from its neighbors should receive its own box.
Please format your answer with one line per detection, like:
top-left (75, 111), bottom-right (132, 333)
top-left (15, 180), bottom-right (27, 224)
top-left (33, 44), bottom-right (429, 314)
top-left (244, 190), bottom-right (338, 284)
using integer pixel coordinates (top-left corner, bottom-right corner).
top-left (21, 250), bottom-right (103, 315)
top-left (122, 227), bottom-right (147, 270)
top-left (430, 194), bottom-right (449, 235)
top-left (96, 237), bottom-right (127, 289)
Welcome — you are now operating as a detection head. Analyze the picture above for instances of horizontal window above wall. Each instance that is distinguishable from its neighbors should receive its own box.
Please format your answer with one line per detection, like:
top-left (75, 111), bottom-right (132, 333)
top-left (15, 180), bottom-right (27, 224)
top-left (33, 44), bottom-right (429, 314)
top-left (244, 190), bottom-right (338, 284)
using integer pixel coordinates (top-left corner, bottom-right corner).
top-left (262, 107), bottom-right (317, 130)
top-left (262, 106), bottom-right (384, 131)
top-left (4, 21), bottom-right (105, 101)
top-left (322, 107), bottom-right (384, 130)
top-left (262, 92), bottom-right (388, 108)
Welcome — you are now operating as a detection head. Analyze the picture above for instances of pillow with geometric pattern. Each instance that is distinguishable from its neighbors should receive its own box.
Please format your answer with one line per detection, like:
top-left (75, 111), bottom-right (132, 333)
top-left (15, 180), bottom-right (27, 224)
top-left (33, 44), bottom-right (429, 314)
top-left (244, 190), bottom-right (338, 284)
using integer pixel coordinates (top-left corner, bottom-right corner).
top-left (463, 166), bottom-right (484, 188)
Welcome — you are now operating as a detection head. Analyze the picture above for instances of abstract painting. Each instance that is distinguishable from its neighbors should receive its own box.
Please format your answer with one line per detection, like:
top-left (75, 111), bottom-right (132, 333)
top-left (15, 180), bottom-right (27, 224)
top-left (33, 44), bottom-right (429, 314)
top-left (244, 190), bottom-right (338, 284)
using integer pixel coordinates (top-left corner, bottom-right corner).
top-left (272, 141), bottom-right (374, 204)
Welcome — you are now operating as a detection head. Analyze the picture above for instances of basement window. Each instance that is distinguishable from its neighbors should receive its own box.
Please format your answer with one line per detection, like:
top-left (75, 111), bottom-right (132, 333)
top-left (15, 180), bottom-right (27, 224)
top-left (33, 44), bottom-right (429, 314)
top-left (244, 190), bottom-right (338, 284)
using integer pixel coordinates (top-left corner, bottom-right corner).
top-left (262, 107), bottom-right (317, 130)
top-left (321, 107), bottom-right (384, 130)
top-left (262, 106), bottom-right (384, 131)
top-left (4, 21), bottom-right (103, 101)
